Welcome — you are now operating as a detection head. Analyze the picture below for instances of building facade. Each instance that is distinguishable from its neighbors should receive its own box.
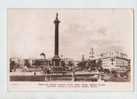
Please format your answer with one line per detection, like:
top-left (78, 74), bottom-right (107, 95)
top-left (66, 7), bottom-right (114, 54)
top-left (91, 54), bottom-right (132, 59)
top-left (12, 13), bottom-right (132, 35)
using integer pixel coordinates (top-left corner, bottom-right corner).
top-left (101, 49), bottom-right (130, 72)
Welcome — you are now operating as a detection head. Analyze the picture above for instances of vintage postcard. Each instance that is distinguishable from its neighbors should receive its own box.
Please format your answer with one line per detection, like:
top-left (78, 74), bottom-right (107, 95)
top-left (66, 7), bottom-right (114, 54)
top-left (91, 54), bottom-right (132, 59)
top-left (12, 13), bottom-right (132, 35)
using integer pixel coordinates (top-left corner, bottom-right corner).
top-left (8, 8), bottom-right (134, 91)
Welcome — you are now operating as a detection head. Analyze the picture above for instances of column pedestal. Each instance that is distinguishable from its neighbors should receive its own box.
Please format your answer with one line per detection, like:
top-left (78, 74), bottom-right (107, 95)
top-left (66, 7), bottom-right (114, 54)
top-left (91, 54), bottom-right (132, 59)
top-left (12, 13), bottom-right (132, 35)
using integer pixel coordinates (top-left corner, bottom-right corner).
top-left (52, 55), bottom-right (61, 66)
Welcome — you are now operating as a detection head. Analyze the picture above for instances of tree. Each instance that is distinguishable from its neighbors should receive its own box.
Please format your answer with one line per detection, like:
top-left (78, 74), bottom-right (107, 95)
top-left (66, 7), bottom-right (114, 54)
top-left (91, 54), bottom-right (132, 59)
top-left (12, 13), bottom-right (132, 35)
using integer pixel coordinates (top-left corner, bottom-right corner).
top-left (24, 59), bottom-right (31, 68)
top-left (68, 61), bottom-right (74, 71)
top-left (10, 60), bottom-right (16, 72)
top-left (34, 60), bottom-right (41, 66)
top-left (96, 59), bottom-right (103, 72)
top-left (87, 60), bottom-right (96, 71)
top-left (77, 61), bottom-right (87, 71)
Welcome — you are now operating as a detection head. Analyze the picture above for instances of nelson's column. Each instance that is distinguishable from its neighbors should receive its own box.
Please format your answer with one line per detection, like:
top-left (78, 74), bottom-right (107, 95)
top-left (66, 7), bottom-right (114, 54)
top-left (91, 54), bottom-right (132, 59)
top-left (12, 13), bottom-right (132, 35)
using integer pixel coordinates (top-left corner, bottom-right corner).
top-left (52, 13), bottom-right (61, 66)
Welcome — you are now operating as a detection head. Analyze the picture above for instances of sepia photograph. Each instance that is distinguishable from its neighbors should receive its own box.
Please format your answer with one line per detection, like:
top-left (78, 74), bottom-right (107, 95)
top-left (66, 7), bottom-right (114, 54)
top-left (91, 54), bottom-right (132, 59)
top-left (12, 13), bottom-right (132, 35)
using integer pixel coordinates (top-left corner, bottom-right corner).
top-left (8, 8), bottom-right (133, 90)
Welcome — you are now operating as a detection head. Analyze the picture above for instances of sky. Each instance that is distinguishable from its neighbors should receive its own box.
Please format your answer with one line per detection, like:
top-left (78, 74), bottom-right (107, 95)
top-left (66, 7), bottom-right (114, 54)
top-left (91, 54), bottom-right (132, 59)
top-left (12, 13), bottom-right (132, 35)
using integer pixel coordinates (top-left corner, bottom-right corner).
top-left (8, 9), bottom-right (133, 60)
